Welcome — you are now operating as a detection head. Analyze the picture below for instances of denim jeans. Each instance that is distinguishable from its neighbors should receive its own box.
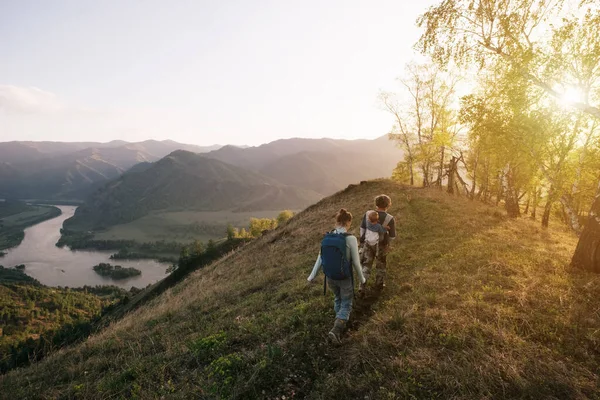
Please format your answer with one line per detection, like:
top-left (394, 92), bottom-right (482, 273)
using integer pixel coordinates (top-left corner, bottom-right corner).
top-left (327, 276), bottom-right (354, 320)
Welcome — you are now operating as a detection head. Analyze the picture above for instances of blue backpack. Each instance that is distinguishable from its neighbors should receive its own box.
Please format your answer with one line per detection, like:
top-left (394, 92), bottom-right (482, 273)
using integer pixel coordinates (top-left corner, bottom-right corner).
top-left (321, 231), bottom-right (352, 282)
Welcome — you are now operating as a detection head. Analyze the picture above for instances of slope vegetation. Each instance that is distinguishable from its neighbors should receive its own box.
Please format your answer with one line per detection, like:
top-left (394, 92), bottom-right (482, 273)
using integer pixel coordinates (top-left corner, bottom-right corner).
top-left (2, 181), bottom-right (598, 399)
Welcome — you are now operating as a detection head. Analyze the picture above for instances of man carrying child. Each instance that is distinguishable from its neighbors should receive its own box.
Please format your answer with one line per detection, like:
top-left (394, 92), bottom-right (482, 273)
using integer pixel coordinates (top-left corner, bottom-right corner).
top-left (359, 194), bottom-right (396, 295)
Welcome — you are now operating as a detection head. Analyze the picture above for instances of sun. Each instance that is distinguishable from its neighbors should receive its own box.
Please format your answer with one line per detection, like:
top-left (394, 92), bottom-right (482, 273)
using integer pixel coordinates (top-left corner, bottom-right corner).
top-left (559, 86), bottom-right (584, 106)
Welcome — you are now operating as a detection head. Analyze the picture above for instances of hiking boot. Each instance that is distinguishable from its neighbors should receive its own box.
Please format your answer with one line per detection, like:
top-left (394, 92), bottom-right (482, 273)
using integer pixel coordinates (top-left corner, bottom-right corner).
top-left (328, 318), bottom-right (346, 344)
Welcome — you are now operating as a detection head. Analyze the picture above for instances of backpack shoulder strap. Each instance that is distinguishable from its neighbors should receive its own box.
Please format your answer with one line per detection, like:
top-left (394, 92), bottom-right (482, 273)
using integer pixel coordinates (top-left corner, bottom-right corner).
top-left (382, 213), bottom-right (393, 228)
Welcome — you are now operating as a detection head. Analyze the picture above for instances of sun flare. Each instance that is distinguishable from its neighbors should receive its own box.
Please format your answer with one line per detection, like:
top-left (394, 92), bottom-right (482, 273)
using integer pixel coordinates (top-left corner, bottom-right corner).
top-left (559, 86), bottom-right (584, 106)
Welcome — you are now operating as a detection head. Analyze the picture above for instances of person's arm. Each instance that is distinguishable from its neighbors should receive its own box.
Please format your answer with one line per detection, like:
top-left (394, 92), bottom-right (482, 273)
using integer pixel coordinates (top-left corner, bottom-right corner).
top-left (307, 254), bottom-right (322, 281)
top-left (347, 236), bottom-right (366, 284)
top-left (359, 214), bottom-right (367, 243)
top-left (388, 217), bottom-right (396, 240)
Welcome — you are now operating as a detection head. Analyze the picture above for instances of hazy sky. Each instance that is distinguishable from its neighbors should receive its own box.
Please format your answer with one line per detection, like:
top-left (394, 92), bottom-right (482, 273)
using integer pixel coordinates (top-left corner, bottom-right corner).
top-left (0, 0), bottom-right (437, 146)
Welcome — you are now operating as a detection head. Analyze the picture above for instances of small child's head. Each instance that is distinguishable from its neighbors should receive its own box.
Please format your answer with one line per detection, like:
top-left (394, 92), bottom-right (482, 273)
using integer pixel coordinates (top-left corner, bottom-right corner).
top-left (368, 210), bottom-right (380, 224)
top-left (375, 194), bottom-right (392, 210)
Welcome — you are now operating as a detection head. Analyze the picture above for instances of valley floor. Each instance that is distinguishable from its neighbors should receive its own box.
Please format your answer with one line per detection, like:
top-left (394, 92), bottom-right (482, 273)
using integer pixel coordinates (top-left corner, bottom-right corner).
top-left (93, 210), bottom-right (286, 244)
top-left (1, 180), bottom-right (598, 399)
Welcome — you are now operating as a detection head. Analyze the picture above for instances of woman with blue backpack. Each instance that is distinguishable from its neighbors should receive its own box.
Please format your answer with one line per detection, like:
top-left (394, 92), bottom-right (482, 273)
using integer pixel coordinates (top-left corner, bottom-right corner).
top-left (307, 208), bottom-right (366, 343)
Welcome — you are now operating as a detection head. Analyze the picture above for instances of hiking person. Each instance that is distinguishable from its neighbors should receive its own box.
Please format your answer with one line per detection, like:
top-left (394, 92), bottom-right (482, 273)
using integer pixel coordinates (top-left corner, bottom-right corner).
top-left (307, 208), bottom-right (366, 344)
top-left (359, 194), bottom-right (396, 294)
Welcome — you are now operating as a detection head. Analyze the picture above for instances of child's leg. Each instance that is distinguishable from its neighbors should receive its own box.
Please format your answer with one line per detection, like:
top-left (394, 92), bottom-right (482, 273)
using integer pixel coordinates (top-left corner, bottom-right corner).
top-left (361, 243), bottom-right (377, 286)
top-left (375, 243), bottom-right (389, 288)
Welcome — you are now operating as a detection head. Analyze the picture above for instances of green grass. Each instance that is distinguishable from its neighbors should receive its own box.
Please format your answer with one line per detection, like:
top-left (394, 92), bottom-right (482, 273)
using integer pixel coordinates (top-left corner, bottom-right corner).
top-left (1, 180), bottom-right (598, 399)
top-left (0, 204), bottom-right (61, 251)
top-left (93, 210), bottom-right (287, 243)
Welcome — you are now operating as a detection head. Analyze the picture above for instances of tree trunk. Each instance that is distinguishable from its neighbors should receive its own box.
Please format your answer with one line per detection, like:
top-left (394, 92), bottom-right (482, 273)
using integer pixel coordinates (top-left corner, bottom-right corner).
top-left (436, 146), bottom-right (445, 187)
top-left (531, 186), bottom-right (539, 220)
top-left (559, 195), bottom-right (582, 235)
top-left (503, 166), bottom-right (520, 218)
top-left (542, 198), bottom-right (553, 228)
top-left (469, 152), bottom-right (479, 200)
top-left (571, 193), bottom-right (600, 273)
top-left (483, 159), bottom-right (490, 203)
top-left (505, 187), bottom-right (520, 218)
top-left (524, 194), bottom-right (530, 215)
top-left (495, 172), bottom-right (503, 207)
top-left (408, 161), bottom-right (414, 186)
top-left (447, 157), bottom-right (456, 194)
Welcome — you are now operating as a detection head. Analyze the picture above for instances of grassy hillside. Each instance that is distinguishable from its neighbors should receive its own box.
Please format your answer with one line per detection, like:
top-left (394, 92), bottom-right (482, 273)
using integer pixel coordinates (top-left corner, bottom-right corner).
top-left (2, 180), bottom-right (598, 399)
top-left (0, 202), bottom-right (61, 251)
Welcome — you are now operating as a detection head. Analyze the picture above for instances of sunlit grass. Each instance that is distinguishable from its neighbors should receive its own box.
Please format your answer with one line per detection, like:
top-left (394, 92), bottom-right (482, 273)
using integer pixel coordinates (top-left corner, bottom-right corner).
top-left (1, 180), bottom-right (598, 399)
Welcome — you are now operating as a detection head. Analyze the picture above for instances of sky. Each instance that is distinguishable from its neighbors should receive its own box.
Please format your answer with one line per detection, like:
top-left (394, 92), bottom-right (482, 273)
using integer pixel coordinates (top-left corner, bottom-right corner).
top-left (0, 0), bottom-right (438, 146)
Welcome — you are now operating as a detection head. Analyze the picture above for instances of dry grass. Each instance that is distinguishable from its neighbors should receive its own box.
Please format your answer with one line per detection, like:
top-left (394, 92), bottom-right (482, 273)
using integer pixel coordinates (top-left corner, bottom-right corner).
top-left (1, 180), bottom-right (599, 399)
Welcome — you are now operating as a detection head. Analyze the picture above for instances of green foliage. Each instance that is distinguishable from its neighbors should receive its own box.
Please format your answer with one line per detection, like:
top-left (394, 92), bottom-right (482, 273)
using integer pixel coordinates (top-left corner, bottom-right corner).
top-left (205, 353), bottom-right (244, 396)
top-left (188, 332), bottom-right (228, 361)
top-left (226, 224), bottom-right (235, 240)
top-left (0, 266), bottom-right (40, 285)
top-left (227, 213), bottom-right (293, 239)
top-left (169, 237), bottom-right (249, 278)
top-left (0, 280), bottom-right (128, 373)
top-left (391, 162), bottom-right (412, 184)
top-left (92, 263), bottom-right (141, 280)
top-left (383, 63), bottom-right (460, 187)
top-left (276, 210), bottom-right (294, 226)
top-left (248, 218), bottom-right (277, 238)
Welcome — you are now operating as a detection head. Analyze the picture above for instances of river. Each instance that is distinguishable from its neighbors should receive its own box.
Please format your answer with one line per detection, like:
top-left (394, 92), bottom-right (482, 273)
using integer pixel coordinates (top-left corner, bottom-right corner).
top-left (1, 206), bottom-right (169, 288)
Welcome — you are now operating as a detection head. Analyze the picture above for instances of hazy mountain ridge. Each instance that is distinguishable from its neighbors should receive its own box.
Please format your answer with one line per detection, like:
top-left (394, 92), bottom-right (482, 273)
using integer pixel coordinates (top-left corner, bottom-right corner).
top-left (0, 140), bottom-right (223, 200)
top-left (203, 136), bottom-right (401, 170)
top-left (259, 148), bottom-right (399, 195)
top-left (205, 135), bottom-right (402, 195)
top-left (65, 150), bottom-right (322, 230)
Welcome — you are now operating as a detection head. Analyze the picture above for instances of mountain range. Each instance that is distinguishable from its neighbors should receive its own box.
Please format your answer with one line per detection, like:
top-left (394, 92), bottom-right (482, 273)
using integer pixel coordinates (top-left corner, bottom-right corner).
top-left (65, 150), bottom-right (322, 230)
top-left (0, 140), bottom-right (222, 200)
top-left (1, 136), bottom-right (403, 231)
